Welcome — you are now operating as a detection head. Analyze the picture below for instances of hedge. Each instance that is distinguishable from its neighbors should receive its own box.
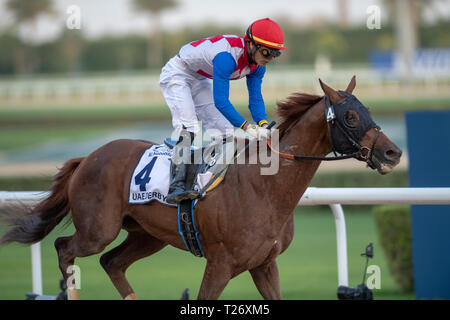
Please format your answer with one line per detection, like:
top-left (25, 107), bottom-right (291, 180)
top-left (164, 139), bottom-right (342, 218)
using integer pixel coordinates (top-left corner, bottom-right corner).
top-left (373, 205), bottom-right (413, 292)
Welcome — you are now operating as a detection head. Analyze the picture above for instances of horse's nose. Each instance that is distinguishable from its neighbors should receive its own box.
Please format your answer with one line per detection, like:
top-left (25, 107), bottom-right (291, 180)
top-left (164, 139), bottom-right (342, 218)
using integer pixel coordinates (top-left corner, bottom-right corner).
top-left (384, 145), bottom-right (402, 163)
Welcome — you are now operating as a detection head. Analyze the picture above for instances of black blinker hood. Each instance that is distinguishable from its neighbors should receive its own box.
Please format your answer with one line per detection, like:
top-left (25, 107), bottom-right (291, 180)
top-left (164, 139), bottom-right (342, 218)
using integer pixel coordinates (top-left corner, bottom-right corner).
top-left (326, 91), bottom-right (379, 154)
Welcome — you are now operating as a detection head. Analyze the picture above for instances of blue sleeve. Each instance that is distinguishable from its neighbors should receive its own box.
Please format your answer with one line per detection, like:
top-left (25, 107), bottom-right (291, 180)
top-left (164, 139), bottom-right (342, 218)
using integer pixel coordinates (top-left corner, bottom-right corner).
top-left (212, 52), bottom-right (247, 128)
top-left (246, 66), bottom-right (267, 125)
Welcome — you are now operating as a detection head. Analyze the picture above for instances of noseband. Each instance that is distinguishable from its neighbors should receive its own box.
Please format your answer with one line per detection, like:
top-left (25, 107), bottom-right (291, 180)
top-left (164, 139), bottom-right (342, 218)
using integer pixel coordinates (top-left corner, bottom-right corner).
top-left (268, 92), bottom-right (380, 169)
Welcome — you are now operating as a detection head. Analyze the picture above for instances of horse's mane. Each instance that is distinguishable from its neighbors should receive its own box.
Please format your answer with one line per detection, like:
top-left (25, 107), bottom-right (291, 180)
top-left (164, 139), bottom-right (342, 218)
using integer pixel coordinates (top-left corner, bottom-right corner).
top-left (276, 92), bottom-right (323, 138)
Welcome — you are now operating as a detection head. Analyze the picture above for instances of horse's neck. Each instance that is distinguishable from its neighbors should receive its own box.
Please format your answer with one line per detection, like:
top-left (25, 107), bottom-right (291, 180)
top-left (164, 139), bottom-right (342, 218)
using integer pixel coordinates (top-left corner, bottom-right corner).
top-left (256, 99), bottom-right (331, 214)
top-left (279, 99), bottom-right (330, 157)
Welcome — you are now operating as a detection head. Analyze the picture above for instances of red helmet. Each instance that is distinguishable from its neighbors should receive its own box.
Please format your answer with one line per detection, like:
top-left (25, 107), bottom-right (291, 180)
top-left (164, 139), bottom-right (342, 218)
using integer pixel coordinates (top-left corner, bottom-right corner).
top-left (245, 18), bottom-right (286, 50)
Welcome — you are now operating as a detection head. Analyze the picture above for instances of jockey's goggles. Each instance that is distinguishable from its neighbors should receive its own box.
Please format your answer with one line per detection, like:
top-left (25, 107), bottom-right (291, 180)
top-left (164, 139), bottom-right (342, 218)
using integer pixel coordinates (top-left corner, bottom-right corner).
top-left (257, 45), bottom-right (281, 58)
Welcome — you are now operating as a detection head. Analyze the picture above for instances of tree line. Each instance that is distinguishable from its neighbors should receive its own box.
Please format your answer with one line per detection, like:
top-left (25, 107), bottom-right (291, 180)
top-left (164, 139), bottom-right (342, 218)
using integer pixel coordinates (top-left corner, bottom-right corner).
top-left (0, 22), bottom-right (450, 75)
top-left (0, 20), bottom-right (449, 75)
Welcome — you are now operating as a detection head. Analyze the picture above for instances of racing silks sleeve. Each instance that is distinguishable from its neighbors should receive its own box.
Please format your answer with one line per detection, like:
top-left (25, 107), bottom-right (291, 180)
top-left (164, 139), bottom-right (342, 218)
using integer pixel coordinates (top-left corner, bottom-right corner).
top-left (212, 52), bottom-right (247, 128)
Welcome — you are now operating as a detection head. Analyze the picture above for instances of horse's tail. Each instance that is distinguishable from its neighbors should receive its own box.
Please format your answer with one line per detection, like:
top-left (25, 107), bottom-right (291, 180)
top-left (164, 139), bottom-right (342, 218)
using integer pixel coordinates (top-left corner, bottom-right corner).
top-left (0, 157), bottom-right (84, 246)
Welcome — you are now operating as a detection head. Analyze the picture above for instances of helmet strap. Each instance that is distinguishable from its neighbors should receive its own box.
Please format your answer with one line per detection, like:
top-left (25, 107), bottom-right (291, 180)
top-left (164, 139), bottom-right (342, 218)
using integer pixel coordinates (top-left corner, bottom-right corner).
top-left (246, 41), bottom-right (256, 65)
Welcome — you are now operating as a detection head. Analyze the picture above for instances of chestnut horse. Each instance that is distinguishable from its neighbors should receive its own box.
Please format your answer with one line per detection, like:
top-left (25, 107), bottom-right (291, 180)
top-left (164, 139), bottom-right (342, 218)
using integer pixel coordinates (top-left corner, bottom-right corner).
top-left (0, 77), bottom-right (401, 300)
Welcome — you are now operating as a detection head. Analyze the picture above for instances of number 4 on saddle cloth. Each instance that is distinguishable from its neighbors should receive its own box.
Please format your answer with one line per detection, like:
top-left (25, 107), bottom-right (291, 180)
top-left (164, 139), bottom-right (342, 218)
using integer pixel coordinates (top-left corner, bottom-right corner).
top-left (128, 138), bottom-right (236, 257)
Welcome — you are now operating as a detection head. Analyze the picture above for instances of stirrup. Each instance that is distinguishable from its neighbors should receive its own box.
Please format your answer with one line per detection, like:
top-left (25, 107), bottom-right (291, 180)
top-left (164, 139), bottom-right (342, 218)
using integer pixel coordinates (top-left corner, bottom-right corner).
top-left (167, 188), bottom-right (200, 204)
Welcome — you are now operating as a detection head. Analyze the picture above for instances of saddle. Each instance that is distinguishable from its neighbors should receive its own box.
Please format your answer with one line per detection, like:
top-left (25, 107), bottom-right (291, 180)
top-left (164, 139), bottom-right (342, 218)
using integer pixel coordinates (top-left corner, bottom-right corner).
top-left (164, 137), bottom-right (235, 195)
top-left (164, 137), bottom-right (237, 257)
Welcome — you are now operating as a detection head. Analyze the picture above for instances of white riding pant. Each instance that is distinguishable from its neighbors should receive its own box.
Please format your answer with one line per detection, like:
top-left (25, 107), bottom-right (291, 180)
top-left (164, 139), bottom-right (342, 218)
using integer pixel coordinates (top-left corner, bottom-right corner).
top-left (159, 55), bottom-right (234, 140)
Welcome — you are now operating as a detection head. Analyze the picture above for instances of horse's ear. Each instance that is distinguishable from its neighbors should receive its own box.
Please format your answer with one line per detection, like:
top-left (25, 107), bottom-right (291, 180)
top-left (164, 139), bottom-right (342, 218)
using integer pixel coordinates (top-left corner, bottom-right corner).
top-left (345, 75), bottom-right (356, 94)
top-left (319, 79), bottom-right (341, 104)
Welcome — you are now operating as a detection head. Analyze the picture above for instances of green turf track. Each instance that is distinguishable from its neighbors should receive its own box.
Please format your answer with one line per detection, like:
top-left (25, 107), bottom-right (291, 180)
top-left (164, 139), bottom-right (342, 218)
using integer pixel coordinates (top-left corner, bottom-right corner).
top-left (0, 207), bottom-right (414, 300)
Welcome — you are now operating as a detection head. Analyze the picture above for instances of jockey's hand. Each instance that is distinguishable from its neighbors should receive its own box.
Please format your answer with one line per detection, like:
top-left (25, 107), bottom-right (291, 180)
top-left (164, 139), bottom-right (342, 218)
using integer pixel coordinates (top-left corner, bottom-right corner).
top-left (244, 123), bottom-right (271, 140)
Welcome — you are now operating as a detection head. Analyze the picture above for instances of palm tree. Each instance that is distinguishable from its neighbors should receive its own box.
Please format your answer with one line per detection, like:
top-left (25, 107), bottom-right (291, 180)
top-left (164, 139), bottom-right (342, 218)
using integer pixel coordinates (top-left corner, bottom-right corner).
top-left (6, 0), bottom-right (55, 73)
top-left (6, 0), bottom-right (55, 40)
top-left (133, 0), bottom-right (178, 69)
top-left (336, 0), bottom-right (349, 28)
top-left (381, 0), bottom-right (438, 78)
top-left (381, 0), bottom-right (444, 48)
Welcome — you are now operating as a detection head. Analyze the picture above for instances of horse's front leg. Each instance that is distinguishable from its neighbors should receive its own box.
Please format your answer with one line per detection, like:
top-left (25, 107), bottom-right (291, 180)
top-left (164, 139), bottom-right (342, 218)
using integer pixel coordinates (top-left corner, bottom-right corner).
top-left (249, 260), bottom-right (282, 300)
top-left (197, 251), bottom-right (232, 300)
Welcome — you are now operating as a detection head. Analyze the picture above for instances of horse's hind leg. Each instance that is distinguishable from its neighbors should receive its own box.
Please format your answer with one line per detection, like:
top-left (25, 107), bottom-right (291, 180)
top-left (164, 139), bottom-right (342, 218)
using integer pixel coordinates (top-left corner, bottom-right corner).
top-left (54, 214), bottom-right (122, 299)
top-left (54, 236), bottom-right (79, 299)
top-left (100, 231), bottom-right (167, 300)
top-left (249, 260), bottom-right (282, 300)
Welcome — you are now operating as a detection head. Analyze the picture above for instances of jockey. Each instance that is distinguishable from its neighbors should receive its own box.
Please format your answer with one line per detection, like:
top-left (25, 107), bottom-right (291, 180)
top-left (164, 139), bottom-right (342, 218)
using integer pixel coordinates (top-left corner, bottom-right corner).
top-left (160, 18), bottom-right (286, 204)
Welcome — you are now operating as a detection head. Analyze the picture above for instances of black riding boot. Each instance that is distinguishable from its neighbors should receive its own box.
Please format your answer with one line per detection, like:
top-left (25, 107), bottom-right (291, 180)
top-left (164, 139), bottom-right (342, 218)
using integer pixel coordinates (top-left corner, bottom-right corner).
top-left (166, 130), bottom-right (200, 204)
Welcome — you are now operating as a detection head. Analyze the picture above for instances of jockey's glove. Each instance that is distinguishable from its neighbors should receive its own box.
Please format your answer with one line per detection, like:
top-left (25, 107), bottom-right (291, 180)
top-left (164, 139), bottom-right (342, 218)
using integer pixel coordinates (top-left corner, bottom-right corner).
top-left (244, 123), bottom-right (271, 140)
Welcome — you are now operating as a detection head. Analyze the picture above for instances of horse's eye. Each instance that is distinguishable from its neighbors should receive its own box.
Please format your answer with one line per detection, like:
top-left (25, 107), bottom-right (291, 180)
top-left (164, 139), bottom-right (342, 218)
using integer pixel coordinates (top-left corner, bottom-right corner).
top-left (344, 110), bottom-right (360, 128)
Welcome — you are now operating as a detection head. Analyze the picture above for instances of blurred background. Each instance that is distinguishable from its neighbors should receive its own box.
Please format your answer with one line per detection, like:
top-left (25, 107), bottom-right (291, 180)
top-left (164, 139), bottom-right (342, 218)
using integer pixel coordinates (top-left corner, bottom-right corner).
top-left (0, 0), bottom-right (449, 300)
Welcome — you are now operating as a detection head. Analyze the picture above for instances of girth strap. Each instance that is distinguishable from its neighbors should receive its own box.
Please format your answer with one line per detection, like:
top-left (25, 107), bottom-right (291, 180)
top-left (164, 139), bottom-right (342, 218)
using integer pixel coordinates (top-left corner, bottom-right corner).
top-left (178, 199), bottom-right (204, 257)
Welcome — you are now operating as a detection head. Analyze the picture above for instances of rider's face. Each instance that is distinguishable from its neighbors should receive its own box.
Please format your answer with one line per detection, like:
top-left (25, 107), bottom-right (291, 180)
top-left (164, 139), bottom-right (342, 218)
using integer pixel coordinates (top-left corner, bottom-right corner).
top-left (250, 43), bottom-right (276, 66)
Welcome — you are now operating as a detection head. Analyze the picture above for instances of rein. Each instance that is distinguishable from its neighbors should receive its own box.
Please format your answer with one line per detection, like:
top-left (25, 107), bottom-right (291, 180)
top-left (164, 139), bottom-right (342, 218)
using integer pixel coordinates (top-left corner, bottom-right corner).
top-left (199, 96), bottom-right (381, 196)
top-left (267, 139), bottom-right (359, 161)
top-left (267, 96), bottom-right (380, 167)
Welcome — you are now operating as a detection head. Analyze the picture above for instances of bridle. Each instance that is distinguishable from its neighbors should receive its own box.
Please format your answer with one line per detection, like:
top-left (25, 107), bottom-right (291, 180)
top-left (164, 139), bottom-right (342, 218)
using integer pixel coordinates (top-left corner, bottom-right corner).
top-left (267, 92), bottom-right (381, 170)
top-left (199, 97), bottom-right (380, 196)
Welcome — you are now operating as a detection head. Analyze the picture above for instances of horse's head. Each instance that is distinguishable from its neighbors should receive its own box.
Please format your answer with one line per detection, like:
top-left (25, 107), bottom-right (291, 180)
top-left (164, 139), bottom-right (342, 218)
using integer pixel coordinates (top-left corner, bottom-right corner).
top-left (319, 76), bottom-right (402, 174)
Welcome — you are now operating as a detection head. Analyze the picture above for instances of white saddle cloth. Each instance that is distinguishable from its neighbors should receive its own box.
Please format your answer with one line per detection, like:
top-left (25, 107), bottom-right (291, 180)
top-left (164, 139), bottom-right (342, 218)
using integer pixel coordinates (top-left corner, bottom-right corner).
top-left (128, 144), bottom-right (215, 206)
top-left (129, 145), bottom-right (176, 206)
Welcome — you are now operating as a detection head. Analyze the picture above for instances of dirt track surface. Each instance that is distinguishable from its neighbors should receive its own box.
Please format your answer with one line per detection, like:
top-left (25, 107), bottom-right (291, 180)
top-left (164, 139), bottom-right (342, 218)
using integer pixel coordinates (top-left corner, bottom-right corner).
top-left (0, 162), bottom-right (63, 177)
